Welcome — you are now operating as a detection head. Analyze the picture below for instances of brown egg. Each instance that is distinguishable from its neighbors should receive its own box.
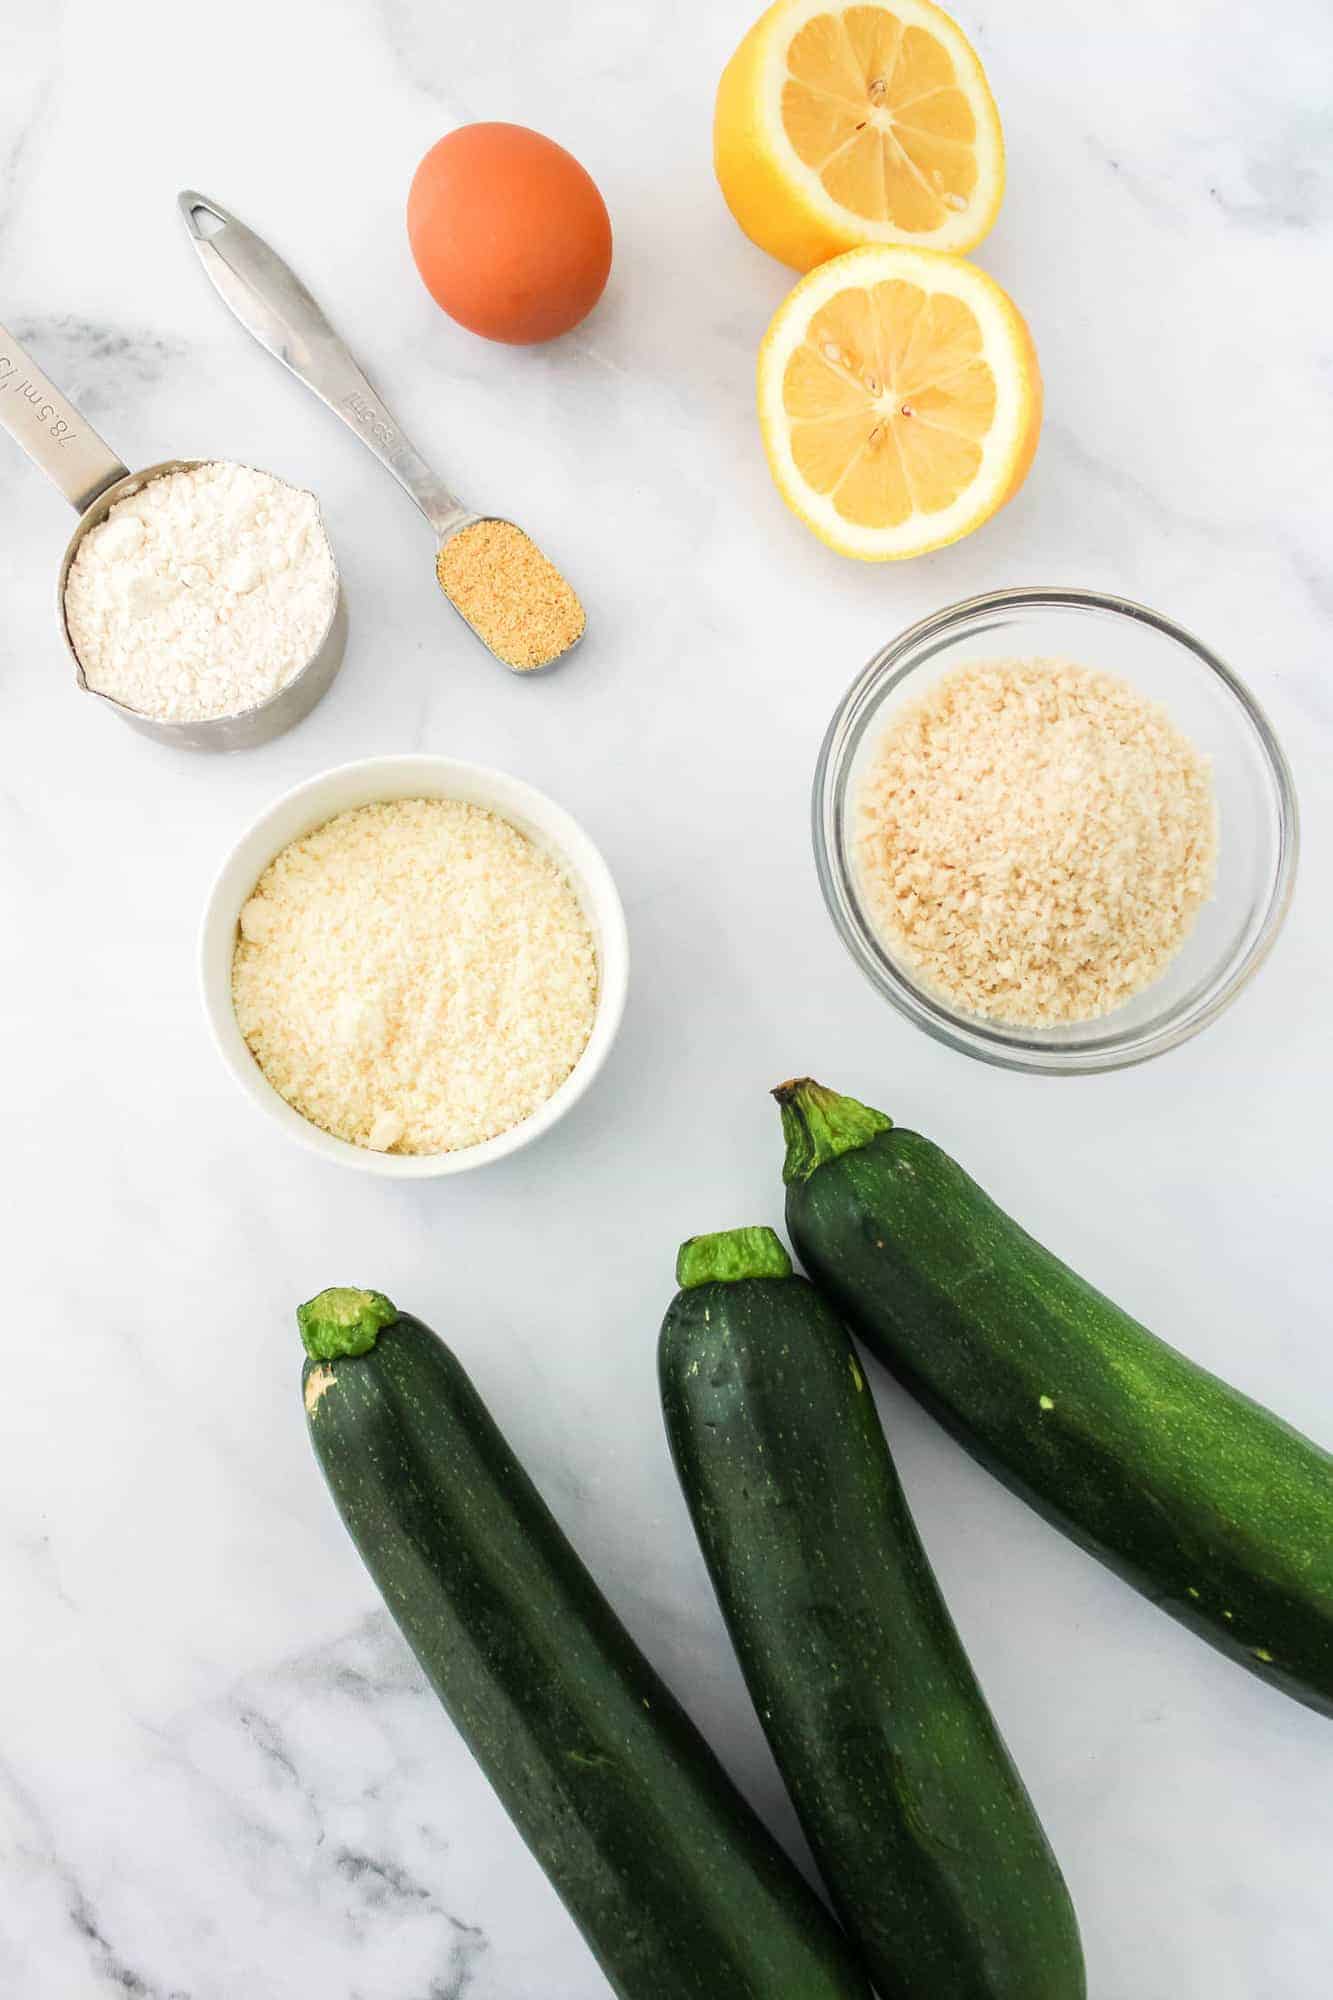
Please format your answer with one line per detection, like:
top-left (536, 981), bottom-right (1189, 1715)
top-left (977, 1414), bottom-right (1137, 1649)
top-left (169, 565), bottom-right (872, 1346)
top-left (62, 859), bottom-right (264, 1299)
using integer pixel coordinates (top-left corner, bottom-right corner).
top-left (407, 123), bottom-right (613, 346)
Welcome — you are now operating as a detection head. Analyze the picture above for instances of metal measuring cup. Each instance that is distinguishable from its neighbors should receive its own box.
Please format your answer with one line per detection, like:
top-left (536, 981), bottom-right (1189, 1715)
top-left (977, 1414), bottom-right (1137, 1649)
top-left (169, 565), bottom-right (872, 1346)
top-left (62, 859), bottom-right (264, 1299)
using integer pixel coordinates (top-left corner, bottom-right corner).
top-left (0, 321), bottom-right (347, 750)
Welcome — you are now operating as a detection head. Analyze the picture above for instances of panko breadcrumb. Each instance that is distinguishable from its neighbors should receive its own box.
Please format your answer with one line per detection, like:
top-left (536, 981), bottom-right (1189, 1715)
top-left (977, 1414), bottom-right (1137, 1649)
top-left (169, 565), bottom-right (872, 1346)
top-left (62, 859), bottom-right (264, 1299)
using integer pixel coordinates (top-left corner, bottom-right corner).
top-left (232, 798), bottom-right (597, 1152)
top-left (854, 659), bottom-right (1217, 1027)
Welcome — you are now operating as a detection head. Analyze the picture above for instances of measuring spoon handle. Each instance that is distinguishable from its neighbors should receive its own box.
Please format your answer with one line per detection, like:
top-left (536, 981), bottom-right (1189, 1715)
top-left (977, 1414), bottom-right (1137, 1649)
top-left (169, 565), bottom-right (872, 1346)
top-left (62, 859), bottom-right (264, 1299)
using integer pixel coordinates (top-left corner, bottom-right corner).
top-left (180, 192), bottom-right (468, 540)
top-left (0, 322), bottom-right (129, 514)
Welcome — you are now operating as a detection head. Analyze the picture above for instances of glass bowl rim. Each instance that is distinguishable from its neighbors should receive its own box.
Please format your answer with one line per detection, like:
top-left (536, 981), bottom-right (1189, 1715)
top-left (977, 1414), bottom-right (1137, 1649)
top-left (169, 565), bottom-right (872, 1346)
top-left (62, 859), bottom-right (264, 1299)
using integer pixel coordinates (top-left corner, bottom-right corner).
top-left (812, 585), bottom-right (1300, 1076)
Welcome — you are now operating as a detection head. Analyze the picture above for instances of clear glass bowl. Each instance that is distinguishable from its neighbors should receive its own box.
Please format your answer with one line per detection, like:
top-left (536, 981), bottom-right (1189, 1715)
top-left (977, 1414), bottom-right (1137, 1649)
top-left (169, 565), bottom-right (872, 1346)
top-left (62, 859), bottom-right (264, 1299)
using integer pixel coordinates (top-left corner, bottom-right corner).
top-left (813, 588), bottom-right (1299, 1075)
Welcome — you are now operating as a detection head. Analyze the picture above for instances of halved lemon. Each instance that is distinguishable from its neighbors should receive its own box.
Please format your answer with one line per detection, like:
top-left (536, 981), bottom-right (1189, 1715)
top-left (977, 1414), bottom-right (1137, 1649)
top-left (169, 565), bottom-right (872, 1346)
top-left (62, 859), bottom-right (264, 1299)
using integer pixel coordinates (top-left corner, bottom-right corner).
top-left (716, 0), bottom-right (1004, 269)
top-left (758, 244), bottom-right (1041, 560)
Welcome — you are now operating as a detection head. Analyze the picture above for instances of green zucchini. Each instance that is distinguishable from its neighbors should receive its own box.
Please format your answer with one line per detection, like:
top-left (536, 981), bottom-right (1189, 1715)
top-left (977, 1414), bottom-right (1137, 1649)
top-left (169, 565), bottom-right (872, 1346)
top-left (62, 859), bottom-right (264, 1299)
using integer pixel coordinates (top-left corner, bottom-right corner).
top-left (298, 1287), bottom-right (872, 2000)
top-left (777, 1080), bottom-right (1333, 1716)
top-left (660, 1228), bottom-right (1085, 2000)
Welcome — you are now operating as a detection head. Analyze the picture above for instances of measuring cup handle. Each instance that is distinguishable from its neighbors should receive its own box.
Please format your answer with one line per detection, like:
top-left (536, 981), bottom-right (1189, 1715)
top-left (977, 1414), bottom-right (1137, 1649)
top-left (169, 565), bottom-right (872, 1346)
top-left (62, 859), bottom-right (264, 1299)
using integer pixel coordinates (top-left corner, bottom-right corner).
top-left (179, 192), bottom-right (469, 541)
top-left (0, 322), bottom-right (129, 514)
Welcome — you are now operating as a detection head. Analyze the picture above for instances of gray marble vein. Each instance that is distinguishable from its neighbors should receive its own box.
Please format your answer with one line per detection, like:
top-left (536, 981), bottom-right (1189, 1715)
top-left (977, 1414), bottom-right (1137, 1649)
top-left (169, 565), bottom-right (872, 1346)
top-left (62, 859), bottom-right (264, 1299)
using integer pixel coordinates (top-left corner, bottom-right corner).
top-left (5, 314), bottom-right (185, 427)
top-left (0, 37), bottom-right (57, 256)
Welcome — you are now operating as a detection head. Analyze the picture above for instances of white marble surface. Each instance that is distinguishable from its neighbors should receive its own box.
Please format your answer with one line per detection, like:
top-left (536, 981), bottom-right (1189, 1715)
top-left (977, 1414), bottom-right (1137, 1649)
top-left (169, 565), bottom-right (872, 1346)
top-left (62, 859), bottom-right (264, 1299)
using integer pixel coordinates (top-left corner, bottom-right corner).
top-left (2, 0), bottom-right (1331, 1993)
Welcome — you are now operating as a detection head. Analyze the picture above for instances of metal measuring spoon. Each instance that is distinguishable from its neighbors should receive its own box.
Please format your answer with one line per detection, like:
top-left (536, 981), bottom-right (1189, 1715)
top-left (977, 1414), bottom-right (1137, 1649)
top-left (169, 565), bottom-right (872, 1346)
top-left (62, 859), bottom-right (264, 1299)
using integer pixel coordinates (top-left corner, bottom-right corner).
top-left (179, 192), bottom-right (584, 675)
top-left (0, 322), bottom-right (346, 751)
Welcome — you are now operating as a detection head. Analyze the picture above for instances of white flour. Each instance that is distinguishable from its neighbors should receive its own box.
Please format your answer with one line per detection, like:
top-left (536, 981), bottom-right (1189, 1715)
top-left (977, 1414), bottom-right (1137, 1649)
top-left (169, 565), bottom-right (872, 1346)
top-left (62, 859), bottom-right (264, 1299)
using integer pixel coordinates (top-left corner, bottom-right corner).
top-left (63, 460), bottom-right (338, 723)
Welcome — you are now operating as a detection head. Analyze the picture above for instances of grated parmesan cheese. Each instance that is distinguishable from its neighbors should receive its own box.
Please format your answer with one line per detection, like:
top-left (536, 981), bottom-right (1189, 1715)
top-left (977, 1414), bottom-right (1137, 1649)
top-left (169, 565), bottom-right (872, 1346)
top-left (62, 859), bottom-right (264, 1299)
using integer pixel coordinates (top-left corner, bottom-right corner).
top-left (232, 798), bottom-right (598, 1153)
top-left (855, 659), bottom-right (1218, 1027)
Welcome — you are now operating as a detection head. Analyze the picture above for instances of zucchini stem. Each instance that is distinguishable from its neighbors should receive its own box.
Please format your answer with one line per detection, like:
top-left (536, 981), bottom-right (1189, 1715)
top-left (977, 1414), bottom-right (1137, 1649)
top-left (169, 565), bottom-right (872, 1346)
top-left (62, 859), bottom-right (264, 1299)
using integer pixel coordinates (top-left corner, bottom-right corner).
top-left (773, 1079), bottom-right (892, 1185)
top-left (676, 1228), bottom-right (793, 1290)
top-left (298, 1287), bottom-right (399, 1361)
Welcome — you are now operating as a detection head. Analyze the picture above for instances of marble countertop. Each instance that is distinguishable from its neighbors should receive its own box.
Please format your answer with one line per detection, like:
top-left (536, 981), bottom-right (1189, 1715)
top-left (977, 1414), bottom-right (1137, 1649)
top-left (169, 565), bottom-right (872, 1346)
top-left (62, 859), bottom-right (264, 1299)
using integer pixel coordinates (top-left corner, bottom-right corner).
top-left (2, 1), bottom-right (1330, 1993)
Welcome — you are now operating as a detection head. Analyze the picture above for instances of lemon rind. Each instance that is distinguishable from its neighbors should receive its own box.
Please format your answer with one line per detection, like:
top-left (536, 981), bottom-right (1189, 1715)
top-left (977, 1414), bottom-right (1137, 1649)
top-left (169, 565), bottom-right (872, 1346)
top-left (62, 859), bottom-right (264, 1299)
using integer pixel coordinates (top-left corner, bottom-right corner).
top-left (743, 0), bottom-right (1006, 267)
top-left (757, 245), bottom-right (1040, 561)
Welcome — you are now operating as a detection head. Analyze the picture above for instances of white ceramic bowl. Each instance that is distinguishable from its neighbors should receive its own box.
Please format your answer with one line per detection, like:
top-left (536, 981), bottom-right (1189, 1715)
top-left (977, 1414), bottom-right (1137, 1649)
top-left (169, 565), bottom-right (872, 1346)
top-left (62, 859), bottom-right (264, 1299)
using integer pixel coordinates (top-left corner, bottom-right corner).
top-left (200, 755), bottom-right (629, 1176)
